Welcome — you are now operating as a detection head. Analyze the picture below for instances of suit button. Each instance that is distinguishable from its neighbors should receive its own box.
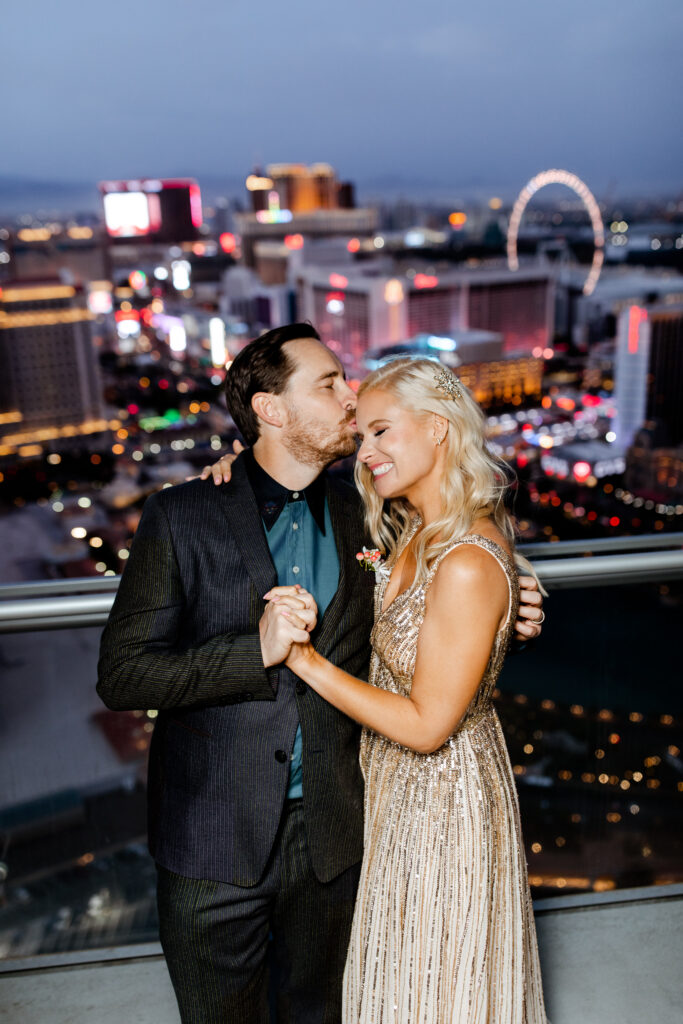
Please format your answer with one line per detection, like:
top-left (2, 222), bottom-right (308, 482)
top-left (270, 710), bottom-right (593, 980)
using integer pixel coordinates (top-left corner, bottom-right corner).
top-left (275, 749), bottom-right (288, 763)
top-left (244, 691), bottom-right (253, 701)
top-left (296, 681), bottom-right (306, 695)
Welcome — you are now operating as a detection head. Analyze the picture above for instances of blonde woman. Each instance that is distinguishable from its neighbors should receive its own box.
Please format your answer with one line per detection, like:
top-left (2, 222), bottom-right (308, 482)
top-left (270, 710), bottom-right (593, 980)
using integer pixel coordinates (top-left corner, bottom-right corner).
top-left (267, 358), bottom-right (548, 1023)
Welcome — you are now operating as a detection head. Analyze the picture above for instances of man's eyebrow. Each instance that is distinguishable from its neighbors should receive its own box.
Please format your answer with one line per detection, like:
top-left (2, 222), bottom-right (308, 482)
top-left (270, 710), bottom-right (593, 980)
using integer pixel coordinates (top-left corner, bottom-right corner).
top-left (314, 369), bottom-right (341, 382)
top-left (367, 418), bottom-right (389, 428)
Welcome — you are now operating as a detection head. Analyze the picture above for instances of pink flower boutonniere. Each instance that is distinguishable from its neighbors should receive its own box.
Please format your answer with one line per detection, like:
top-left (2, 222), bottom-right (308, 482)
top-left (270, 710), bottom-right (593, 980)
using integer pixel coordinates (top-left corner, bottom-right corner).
top-left (356, 547), bottom-right (387, 577)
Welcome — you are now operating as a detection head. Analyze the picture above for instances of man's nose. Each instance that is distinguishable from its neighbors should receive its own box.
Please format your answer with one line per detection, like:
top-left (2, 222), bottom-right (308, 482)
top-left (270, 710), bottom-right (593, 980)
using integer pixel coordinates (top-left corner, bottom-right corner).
top-left (340, 382), bottom-right (357, 410)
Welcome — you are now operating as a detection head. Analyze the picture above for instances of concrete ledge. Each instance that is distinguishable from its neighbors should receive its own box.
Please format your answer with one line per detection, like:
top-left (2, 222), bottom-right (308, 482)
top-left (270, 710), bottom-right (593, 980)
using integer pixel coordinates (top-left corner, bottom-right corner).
top-left (1, 886), bottom-right (682, 1023)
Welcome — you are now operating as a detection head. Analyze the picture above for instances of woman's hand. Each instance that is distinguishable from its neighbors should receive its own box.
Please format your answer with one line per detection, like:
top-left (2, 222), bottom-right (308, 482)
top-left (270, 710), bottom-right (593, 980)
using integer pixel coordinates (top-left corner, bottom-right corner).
top-left (199, 439), bottom-right (245, 485)
top-left (263, 586), bottom-right (318, 666)
top-left (515, 576), bottom-right (545, 640)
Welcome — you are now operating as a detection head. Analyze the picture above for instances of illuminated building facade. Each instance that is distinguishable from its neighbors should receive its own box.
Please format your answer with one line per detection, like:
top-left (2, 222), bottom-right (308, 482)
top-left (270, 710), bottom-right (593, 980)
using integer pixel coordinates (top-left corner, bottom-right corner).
top-left (237, 164), bottom-right (375, 266)
top-left (99, 178), bottom-right (203, 244)
top-left (612, 304), bottom-right (651, 449)
top-left (466, 271), bottom-right (554, 354)
top-left (620, 304), bottom-right (683, 501)
top-left (296, 265), bottom-right (554, 374)
top-left (0, 280), bottom-right (105, 453)
top-left (246, 163), bottom-right (348, 216)
top-left (614, 300), bottom-right (683, 454)
top-left (457, 354), bottom-right (544, 409)
top-left (363, 330), bottom-right (544, 410)
top-left (646, 304), bottom-right (683, 446)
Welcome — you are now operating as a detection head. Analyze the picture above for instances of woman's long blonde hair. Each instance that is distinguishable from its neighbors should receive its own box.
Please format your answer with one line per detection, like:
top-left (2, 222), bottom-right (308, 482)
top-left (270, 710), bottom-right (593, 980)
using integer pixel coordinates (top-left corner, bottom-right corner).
top-left (353, 357), bottom-right (540, 586)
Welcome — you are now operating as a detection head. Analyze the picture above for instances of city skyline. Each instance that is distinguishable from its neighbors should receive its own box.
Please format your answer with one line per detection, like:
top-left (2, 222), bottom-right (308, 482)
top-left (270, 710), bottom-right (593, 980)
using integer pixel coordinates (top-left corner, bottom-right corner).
top-left (4, 0), bottom-right (682, 195)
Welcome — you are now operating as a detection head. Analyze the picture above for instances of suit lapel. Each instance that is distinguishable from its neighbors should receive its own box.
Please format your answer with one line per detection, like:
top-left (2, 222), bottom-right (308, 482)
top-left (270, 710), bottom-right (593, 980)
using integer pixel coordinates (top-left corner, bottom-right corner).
top-left (218, 455), bottom-right (277, 599)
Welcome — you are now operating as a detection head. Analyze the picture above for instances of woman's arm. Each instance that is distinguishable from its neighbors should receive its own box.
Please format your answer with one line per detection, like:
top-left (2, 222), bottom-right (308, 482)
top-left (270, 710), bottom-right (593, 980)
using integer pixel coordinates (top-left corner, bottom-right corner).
top-left (284, 545), bottom-right (509, 754)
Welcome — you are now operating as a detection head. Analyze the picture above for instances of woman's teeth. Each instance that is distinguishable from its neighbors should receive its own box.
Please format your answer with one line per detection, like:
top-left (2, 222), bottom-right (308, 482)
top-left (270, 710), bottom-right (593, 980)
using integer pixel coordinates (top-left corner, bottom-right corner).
top-left (372, 463), bottom-right (393, 477)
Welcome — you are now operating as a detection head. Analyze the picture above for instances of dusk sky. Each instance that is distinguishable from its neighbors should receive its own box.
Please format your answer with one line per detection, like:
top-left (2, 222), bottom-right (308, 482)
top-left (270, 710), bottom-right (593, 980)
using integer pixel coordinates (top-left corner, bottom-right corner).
top-left (4, 0), bottom-right (682, 197)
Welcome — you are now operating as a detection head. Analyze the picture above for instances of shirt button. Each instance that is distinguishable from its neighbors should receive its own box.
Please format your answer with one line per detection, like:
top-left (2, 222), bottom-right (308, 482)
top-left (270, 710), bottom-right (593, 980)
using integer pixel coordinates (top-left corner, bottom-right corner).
top-left (292, 522), bottom-right (299, 531)
top-left (292, 491), bottom-right (300, 499)
top-left (275, 749), bottom-right (288, 763)
top-left (292, 566), bottom-right (300, 574)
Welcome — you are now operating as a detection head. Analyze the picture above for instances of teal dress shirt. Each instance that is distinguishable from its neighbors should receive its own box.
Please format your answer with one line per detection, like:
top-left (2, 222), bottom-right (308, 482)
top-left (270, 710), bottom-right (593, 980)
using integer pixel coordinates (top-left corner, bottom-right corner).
top-left (244, 450), bottom-right (340, 798)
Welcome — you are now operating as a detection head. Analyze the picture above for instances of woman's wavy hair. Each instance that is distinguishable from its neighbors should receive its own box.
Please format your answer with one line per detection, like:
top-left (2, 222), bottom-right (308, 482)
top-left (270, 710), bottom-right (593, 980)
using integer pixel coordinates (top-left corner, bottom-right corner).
top-left (353, 357), bottom-right (541, 587)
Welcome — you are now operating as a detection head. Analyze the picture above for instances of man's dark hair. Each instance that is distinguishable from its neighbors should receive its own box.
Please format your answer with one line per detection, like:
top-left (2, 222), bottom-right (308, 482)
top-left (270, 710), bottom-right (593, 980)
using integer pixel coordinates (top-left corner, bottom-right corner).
top-left (224, 322), bottom-right (321, 445)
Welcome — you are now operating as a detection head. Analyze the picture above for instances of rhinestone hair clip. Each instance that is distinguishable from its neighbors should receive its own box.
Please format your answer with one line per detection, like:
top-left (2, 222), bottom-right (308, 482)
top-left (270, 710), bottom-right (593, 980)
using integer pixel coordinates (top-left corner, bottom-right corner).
top-left (434, 367), bottom-right (464, 400)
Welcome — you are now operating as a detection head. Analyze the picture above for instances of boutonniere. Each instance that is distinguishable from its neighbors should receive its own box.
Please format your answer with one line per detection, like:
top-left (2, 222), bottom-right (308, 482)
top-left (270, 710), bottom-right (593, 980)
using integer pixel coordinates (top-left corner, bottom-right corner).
top-left (356, 547), bottom-right (386, 573)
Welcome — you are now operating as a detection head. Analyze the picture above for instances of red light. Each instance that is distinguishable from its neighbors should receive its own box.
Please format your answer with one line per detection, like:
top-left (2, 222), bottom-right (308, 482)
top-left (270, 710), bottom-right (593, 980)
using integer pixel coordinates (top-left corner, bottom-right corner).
top-left (609, 516), bottom-right (620, 527)
top-left (557, 397), bottom-right (575, 411)
top-left (219, 232), bottom-right (236, 253)
top-left (329, 273), bottom-right (348, 289)
top-left (127, 403), bottom-right (139, 415)
top-left (587, 510), bottom-right (597, 521)
top-left (573, 461), bottom-right (591, 481)
top-left (284, 233), bottom-right (304, 250)
top-left (517, 453), bottom-right (528, 468)
top-left (325, 291), bottom-right (346, 302)
top-left (140, 308), bottom-right (153, 326)
top-left (582, 394), bottom-right (601, 407)
top-left (189, 184), bottom-right (203, 228)
top-left (413, 274), bottom-right (439, 289)
top-left (627, 305), bottom-right (647, 354)
top-left (347, 238), bottom-right (360, 253)
top-left (158, 379), bottom-right (169, 390)
top-left (115, 309), bottom-right (140, 322)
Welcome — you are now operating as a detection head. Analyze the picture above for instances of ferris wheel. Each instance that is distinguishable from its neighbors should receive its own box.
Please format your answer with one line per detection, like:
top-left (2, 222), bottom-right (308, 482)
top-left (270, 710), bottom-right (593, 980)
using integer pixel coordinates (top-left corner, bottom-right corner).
top-left (506, 169), bottom-right (605, 296)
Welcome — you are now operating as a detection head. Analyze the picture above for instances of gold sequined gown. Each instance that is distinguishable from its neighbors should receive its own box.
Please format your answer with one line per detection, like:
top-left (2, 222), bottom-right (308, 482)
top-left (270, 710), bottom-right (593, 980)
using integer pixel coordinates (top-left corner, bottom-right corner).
top-left (342, 533), bottom-right (548, 1023)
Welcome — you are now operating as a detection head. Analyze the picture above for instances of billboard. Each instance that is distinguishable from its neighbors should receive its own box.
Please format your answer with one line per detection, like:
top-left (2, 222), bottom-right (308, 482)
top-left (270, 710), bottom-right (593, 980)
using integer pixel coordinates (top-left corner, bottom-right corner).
top-left (100, 179), bottom-right (202, 243)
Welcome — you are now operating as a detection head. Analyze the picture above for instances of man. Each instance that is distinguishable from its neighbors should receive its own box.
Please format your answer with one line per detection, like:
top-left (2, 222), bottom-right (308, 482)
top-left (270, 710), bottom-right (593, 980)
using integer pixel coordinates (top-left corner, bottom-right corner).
top-left (97, 323), bottom-right (544, 1023)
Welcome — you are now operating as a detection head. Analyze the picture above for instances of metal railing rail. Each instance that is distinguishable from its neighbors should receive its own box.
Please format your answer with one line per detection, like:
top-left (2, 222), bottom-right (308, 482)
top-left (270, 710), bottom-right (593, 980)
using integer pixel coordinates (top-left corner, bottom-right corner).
top-left (0, 536), bottom-right (682, 632)
top-left (518, 532), bottom-right (683, 558)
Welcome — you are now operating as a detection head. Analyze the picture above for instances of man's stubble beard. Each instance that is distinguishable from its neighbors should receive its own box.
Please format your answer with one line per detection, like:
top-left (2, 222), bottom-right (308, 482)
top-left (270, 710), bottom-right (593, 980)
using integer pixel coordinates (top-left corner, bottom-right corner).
top-left (282, 406), bottom-right (357, 468)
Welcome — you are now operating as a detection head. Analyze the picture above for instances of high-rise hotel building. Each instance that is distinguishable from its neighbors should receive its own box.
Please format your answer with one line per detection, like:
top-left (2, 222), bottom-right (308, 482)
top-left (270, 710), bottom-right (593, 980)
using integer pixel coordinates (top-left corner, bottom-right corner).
top-left (295, 265), bottom-right (554, 375)
top-left (0, 279), bottom-right (105, 454)
top-left (614, 301), bottom-right (683, 450)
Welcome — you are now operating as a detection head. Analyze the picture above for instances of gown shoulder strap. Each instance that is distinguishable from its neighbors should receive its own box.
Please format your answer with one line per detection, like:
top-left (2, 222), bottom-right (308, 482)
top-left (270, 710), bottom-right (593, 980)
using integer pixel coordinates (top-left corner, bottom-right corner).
top-left (424, 535), bottom-right (519, 632)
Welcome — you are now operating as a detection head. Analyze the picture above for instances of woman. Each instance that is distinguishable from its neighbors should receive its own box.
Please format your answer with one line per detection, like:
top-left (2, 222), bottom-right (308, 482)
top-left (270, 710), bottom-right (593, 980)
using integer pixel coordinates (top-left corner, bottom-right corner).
top-left (267, 358), bottom-right (547, 1023)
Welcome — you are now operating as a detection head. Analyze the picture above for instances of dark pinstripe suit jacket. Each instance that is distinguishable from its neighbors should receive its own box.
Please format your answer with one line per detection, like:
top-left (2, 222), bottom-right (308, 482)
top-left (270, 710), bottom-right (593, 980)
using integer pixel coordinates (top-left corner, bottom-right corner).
top-left (96, 455), bottom-right (375, 885)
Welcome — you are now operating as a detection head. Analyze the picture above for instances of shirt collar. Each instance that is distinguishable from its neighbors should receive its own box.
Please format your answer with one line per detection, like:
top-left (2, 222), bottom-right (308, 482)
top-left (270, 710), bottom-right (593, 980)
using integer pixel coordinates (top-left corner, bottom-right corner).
top-left (243, 448), bottom-right (327, 535)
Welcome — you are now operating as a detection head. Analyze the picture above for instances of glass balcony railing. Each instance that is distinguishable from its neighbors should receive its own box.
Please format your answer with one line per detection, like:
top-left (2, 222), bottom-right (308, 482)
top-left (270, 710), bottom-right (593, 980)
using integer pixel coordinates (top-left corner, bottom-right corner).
top-left (0, 534), bottom-right (681, 968)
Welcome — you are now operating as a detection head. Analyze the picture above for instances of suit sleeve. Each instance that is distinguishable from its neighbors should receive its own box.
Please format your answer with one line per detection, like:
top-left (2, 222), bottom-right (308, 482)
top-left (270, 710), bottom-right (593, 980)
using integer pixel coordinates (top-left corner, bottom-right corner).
top-left (96, 492), bottom-right (276, 711)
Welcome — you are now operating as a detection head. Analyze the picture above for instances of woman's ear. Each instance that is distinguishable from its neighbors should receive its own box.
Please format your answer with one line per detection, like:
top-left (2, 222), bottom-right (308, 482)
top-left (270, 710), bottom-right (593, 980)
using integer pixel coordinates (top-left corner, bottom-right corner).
top-left (251, 392), bottom-right (284, 429)
top-left (432, 413), bottom-right (449, 445)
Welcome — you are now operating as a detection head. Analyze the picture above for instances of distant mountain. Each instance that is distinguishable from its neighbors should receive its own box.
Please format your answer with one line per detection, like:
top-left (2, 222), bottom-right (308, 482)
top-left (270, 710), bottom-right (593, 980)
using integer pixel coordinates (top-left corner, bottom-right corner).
top-left (0, 173), bottom-right (250, 220)
top-left (0, 176), bottom-right (101, 217)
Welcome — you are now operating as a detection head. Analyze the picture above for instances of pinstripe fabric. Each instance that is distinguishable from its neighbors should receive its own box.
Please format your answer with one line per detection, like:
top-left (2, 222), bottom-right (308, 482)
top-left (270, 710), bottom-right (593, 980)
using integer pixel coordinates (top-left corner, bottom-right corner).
top-left (157, 802), bottom-right (361, 1024)
top-left (97, 455), bottom-right (374, 885)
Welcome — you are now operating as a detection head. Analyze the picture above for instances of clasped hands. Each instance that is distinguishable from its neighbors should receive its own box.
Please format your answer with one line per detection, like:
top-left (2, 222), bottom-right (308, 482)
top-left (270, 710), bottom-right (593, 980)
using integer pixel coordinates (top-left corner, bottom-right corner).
top-left (259, 585), bottom-right (318, 671)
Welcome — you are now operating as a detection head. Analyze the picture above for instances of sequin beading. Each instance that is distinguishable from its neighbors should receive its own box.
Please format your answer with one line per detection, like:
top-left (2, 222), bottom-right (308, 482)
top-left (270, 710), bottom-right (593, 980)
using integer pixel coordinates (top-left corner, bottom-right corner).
top-left (342, 529), bottom-right (548, 1024)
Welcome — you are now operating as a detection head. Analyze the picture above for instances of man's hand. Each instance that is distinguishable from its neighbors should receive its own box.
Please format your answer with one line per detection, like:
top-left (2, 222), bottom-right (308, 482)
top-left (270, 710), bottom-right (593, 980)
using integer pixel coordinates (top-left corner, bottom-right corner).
top-left (514, 576), bottom-right (545, 640)
top-left (260, 586), bottom-right (318, 668)
top-left (199, 439), bottom-right (245, 485)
